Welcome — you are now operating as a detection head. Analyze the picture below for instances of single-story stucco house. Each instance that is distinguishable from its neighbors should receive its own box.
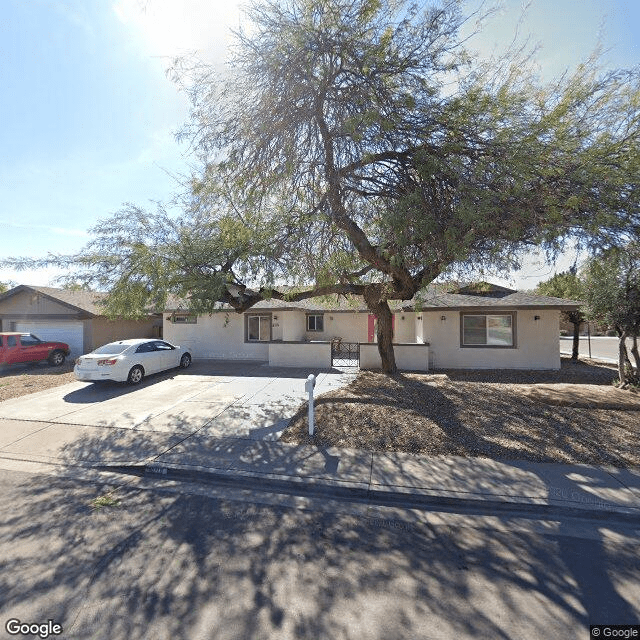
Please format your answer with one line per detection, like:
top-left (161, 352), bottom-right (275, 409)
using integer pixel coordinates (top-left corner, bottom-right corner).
top-left (0, 285), bottom-right (163, 358)
top-left (163, 283), bottom-right (580, 371)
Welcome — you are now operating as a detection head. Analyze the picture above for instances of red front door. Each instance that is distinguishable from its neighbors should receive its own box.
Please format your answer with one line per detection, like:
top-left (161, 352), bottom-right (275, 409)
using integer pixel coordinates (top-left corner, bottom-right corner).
top-left (367, 314), bottom-right (395, 342)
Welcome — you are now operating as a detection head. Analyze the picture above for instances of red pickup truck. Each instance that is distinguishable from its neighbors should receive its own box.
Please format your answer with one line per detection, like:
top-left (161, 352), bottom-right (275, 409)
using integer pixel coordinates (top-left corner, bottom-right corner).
top-left (0, 332), bottom-right (71, 367)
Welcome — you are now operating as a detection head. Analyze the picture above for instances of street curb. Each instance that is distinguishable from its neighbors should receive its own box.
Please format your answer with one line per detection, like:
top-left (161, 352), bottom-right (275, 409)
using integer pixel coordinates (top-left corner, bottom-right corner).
top-left (87, 461), bottom-right (640, 525)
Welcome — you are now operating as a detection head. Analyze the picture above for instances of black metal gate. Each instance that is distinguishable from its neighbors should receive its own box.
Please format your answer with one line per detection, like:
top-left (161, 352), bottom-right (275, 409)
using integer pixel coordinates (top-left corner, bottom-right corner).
top-left (331, 340), bottom-right (360, 367)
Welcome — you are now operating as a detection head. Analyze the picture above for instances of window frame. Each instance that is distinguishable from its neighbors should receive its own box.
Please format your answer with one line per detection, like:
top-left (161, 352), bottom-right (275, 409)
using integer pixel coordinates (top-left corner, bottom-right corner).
top-left (153, 340), bottom-right (175, 351)
top-left (245, 313), bottom-right (272, 342)
top-left (135, 341), bottom-right (157, 353)
top-left (306, 314), bottom-right (324, 333)
top-left (19, 334), bottom-right (43, 346)
top-left (171, 313), bottom-right (197, 324)
top-left (460, 312), bottom-right (517, 348)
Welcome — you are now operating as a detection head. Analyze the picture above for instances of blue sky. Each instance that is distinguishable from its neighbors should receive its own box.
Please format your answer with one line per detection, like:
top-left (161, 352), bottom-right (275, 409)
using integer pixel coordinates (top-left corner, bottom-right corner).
top-left (1, 0), bottom-right (639, 289)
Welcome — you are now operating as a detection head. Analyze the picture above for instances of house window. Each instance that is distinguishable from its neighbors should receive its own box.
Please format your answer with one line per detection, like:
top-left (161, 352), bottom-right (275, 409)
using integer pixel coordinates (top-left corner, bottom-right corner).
top-left (461, 313), bottom-right (515, 347)
top-left (172, 314), bottom-right (197, 324)
top-left (247, 315), bottom-right (271, 341)
top-left (306, 314), bottom-right (324, 332)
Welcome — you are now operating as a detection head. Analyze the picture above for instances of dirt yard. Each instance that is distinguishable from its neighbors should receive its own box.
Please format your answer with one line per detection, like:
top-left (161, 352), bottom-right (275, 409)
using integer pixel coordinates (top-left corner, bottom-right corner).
top-left (0, 361), bottom-right (76, 402)
top-left (280, 358), bottom-right (640, 467)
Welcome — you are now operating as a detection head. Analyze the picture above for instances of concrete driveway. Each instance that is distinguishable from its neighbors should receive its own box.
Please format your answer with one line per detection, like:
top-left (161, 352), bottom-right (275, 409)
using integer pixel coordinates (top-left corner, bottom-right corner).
top-left (0, 360), bottom-right (356, 467)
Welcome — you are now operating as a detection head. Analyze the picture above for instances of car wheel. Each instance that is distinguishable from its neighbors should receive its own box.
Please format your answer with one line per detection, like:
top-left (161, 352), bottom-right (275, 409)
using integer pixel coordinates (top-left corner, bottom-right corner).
top-left (127, 365), bottom-right (144, 385)
top-left (48, 350), bottom-right (66, 366)
top-left (179, 353), bottom-right (192, 369)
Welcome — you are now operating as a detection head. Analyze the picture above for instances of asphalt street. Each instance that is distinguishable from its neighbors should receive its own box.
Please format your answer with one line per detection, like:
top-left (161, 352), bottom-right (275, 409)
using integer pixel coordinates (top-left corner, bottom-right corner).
top-left (1, 466), bottom-right (639, 640)
top-left (560, 336), bottom-right (637, 363)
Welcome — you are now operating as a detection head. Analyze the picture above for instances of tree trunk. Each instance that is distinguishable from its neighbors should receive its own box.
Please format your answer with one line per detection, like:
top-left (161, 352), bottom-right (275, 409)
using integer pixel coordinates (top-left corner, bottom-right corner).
top-left (571, 321), bottom-right (580, 360)
top-left (363, 287), bottom-right (397, 375)
top-left (567, 310), bottom-right (582, 361)
top-left (630, 335), bottom-right (640, 378)
top-left (617, 330), bottom-right (628, 386)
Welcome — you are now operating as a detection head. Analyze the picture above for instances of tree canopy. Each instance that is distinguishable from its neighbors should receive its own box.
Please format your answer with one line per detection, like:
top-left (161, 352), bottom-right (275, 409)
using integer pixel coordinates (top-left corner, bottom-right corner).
top-left (535, 271), bottom-right (582, 302)
top-left (4, 0), bottom-right (640, 372)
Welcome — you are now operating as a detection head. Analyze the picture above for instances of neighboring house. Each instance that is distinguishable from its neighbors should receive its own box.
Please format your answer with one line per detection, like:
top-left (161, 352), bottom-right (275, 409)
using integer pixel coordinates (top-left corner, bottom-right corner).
top-left (163, 283), bottom-right (580, 371)
top-left (0, 285), bottom-right (162, 358)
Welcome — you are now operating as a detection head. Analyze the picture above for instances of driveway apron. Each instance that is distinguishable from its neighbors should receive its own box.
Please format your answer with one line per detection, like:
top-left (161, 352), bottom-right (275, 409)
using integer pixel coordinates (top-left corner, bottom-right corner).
top-left (0, 361), bottom-right (357, 468)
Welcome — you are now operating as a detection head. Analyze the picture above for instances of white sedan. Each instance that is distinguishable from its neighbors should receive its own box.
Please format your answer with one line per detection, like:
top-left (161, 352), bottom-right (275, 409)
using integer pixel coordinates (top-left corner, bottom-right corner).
top-left (74, 339), bottom-right (192, 384)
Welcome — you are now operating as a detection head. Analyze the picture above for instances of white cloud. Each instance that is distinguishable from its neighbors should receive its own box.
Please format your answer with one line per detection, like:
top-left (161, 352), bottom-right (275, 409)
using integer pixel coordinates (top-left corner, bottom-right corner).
top-left (112, 0), bottom-right (243, 65)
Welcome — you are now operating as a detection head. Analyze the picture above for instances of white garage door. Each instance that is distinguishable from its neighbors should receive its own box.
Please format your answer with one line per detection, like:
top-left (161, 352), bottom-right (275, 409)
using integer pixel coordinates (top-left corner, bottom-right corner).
top-left (15, 321), bottom-right (85, 358)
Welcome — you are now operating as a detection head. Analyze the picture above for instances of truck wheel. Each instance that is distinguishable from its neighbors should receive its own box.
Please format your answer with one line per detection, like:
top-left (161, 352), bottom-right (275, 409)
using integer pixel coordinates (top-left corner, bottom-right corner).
top-left (48, 350), bottom-right (66, 366)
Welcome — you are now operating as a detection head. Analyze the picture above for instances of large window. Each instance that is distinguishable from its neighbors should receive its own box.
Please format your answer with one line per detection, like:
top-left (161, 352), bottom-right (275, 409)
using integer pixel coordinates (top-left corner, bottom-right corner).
top-left (461, 313), bottom-right (515, 347)
top-left (306, 314), bottom-right (324, 332)
top-left (247, 315), bottom-right (271, 342)
top-left (171, 314), bottom-right (197, 324)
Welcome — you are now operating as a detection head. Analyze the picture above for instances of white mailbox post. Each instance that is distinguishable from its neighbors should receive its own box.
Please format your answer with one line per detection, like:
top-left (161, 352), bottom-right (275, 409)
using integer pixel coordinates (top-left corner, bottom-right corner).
top-left (305, 374), bottom-right (316, 435)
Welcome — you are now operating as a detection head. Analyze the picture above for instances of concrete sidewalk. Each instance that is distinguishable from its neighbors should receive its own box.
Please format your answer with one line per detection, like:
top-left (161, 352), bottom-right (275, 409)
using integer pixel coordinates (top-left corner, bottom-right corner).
top-left (150, 439), bottom-right (640, 517)
top-left (1, 414), bottom-right (639, 519)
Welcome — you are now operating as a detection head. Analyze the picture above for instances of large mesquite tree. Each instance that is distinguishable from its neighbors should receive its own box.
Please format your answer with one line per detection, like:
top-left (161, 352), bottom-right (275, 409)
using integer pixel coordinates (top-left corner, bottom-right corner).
top-left (5, 0), bottom-right (640, 373)
top-left (172, 0), bottom-right (640, 372)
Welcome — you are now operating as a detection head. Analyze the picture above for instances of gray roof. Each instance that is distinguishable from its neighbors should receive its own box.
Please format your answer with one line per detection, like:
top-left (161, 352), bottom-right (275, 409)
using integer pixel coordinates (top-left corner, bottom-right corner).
top-left (0, 285), bottom-right (162, 317)
top-left (166, 283), bottom-right (580, 314)
top-left (166, 295), bottom-right (374, 313)
top-left (0, 285), bottom-right (106, 316)
top-left (405, 290), bottom-right (580, 311)
top-left (30, 286), bottom-right (107, 314)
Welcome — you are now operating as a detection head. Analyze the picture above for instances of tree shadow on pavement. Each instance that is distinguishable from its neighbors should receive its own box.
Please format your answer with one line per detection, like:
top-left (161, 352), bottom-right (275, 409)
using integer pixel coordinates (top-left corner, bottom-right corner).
top-left (0, 468), bottom-right (638, 640)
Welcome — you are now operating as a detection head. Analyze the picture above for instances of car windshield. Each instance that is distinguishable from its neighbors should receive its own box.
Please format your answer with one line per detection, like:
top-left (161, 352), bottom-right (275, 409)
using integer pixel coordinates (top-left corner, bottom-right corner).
top-left (93, 343), bottom-right (131, 355)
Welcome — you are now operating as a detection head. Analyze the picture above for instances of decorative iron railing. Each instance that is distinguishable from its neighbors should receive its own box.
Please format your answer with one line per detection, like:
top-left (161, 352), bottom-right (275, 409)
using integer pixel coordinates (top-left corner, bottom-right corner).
top-left (331, 340), bottom-right (360, 367)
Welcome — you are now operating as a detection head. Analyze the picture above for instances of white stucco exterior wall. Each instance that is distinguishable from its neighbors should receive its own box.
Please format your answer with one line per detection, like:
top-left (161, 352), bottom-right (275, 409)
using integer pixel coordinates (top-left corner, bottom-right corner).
top-left (392, 313), bottom-right (416, 343)
top-left (163, 312), bottom-right (269, 360)
top-left (163, 306), bottom-right (561, 370)
top-left (415, 314), bottom-right (425, 343)
top-left (422, 309), bottom-right (561, 369)
top-left (271, 314), bottom-right (283, 341)
top-left (360, 343), bottom-right (429, 371)
top-left (268, 342), bottom-right (331, 367)
top-left (297, 312), bottom-right (368, 343)
top-left (281, 310), bottom-right (305, 341)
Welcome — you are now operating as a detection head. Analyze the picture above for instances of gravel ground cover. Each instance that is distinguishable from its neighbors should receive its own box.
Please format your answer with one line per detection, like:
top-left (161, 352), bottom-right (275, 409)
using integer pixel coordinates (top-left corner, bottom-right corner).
top-left (0, 361), bottom-right (76, 402)
top-left (280, 358), bottom-right (640, 467)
